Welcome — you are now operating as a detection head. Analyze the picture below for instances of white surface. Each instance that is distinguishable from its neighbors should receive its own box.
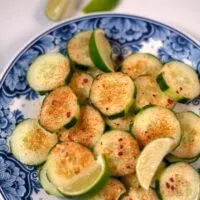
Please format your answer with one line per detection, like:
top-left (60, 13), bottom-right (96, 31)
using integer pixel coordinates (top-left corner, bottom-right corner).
top-left (1, 0), bottom-right (200, 72)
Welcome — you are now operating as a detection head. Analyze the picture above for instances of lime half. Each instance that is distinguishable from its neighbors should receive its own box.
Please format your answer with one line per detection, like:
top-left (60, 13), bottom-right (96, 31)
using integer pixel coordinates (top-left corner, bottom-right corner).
top-left (136, 138), bottom-right (174, 190)
top-left (83, 0), bottom-right (120, 13)
top-left (58, 155), bottom-right (109, 197)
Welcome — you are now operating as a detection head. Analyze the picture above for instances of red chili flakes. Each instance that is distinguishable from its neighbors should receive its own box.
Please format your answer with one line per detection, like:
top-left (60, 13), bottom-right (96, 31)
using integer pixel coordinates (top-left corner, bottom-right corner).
top-left (152, 94), bottom-right (156, 97)
top-left (118, 152), bottom-right (123, 156)
top-left (118, 138), bottom-right (123, 142)
top-left (67, 112), bottom-right (71, 118)
top-left (176, 90), bottom-right (179, 94)
top-left (171, 186), bottom-right (175, 190)
top-left (168, 99), bottom-right (174, 104)
top-left (179, 87), bottom-right (183, 91)
top-left (106, 107), bottom-right (109, 110)
top-left (166, 182), bottom-right (170, 189)
top-left (170, 177), bottom-right (174, 182)
top-left (126, 165), bottom-right (131, 169)
top-left (120, 145), bottom-right (124, 149)
top-left (82, 78), bottom-right (88, 84)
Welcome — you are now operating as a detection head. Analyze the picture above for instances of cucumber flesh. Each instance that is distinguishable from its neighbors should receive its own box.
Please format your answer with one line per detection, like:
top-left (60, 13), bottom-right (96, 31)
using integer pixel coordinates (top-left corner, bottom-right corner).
top-left (135, 75), bottom-right (175, 110)
top-left (157, 162), bottom-right (200, 200)
top-left (132, 106), bottom-right (181, 149)
top-left (68, 31), bottom-right (95, 68)
top-left (171, 111), bottom-right (200, 159)
top-left (90, 72), bottom-right (135, 117)
top-left (27, 53), bottom-right (70, 92)
top-left (157, 61), bottom-right (200, 102)
top-left (10, 119), bottom-right (58, 166)
top-left (39, 163), bottom-right (63, 197)
top-left (39, 86), bottom-right (80, 132)
top-left (122, 53), bottom-right (162, 80)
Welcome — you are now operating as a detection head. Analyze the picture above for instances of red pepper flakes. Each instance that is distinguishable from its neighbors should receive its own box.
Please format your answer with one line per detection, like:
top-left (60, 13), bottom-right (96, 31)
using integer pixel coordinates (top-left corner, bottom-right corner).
top-left (67, 112), bottom-right (71, 118)
top-left (166, 182), bottom-right (170, 189)
top-left (118, 152), bottom-right (123, 156)
top-left (118, 138), bottom-right (123, 142)
top-left (82, 78), bottom-right (88, 84)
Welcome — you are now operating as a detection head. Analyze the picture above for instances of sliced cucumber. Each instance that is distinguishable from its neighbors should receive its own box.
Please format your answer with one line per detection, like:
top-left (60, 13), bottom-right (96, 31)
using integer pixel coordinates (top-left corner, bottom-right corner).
top-left (10, 119), bottom-right (58, 166)
top-left (135, 75), bottom-right (175, 110)
top-left (132, 106), bottom-right (181, 149)
top-left (156, 61), bottom-right (200, 103)
top-left (59, 105), bottom-right (105, 148)
top-left (46, 142), bottom-right (95, 187)
top-left (39, 86), bottom-right (80, 132)
top-left (121, 53), bottom-right (162, 80)
top-left (68, 31), bottom-right (95, 69)
top-left (94, 130), bottom-right (140, 176)
top-left (122, 188), bottom-right (159, 200)
top-left (27, 52), bottom-right (70, 92)
top-left (89, 178), bottom-right (126, 200)
top-left (165, 154), bottom-right (199, 164)
top-left (105, 116), bottom-right (133, 132)
top-left (170, 111), bottom-right (200, 159)
top-left (69, 71), bottom-right (93, 104)
top-left (39, 163), bottom-right (63, 197)
top-left (157, 162), bottom-right (200, 200)
top-left (89, 29), bottom-right (115, 72)
top-left (90, 72), bottom-right (135, 118)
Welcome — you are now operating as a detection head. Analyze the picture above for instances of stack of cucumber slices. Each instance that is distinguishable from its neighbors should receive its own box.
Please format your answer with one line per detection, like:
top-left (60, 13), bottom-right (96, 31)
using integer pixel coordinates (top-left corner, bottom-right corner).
top-left (9, 29), bottom-right (200, 200)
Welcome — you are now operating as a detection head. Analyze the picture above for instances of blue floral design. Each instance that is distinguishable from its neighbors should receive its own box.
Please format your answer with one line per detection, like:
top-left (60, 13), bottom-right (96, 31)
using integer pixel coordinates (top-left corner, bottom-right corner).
top-left (158, 48), bottom-right (174, 63)
top-left (0, 156), bottom-right (26, 200)
top-left (0, 139), bottom-right (9, 152)
top-left (3, 49), bottom-right (38, 98)
top-left (189, 47), bottom-right (200, 74)
top-left (162, 33), bottom-right (193, 60)
top-left (99, 17), bottom-right (150, 43)
top-left (0, 108), bottom-right (23, 139)
top-left (151, 24), bottom-right (171, 41)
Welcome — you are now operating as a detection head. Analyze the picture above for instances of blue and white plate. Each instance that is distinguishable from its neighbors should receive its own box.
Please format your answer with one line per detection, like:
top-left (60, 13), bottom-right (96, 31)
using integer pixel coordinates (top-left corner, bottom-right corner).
top-left (0, 14), bottom-right (200, 200)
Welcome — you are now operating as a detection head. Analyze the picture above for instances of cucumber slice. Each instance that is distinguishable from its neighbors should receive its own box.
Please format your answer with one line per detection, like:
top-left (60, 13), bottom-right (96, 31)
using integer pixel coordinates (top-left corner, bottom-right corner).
top-left (156, 61), bottom-right (200, 103)
top-left (39, 163), bottom-right (63, 197)
top-left (90, 72), bottom-right (135, 118)
top-left (136, 138), bottom-right (174, 190)
top-left (89, 29), bottom-right (115, 72)
top-left (68, 31), bottom-right (95, 69)
top-left (165, 154), bottom-right (199, 164)
top-left (122, 188), bottom-right (159, 200)
top-left (58, 155), bottom-right (109, 197)
top-left (105, 116), bottom-right (133, 132)
top-left (27, 53), bottom-right (70, 92)
top-left (132, 106), bottom-right (181, 149)
top-left (39, 86), bottom-right (80, 132)
top-left (121, 53), bottom-right (162, 80)
top-left (94, 130), bottom-right (140, 176)
top-left (59, 105), bottom-right (105, 148)
top-left (157, 162), bottom-right (200, 200)
top-left (46, 142), bottom-right (95, 187)
top-left (135, 75), bottom-right (175, 110)
top-left (89, 178), bottom-right (126, 200)
top-left (10, 119), bottom-right (58, 166)
top-left (171, 111), bottom-right (200, 159)
top-left (69, 71), bottom-right (93, 104)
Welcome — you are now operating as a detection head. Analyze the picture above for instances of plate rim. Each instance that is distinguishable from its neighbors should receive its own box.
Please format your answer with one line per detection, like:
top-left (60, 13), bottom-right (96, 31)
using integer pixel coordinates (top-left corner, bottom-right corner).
top-left (1, 12), bottom-right (200, 200)
top-left (1, 13), bottom-right (200, 86)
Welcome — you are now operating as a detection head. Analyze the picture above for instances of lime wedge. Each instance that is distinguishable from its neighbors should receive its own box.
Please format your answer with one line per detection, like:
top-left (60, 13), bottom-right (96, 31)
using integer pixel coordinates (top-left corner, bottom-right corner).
top-left (58, 155), bottom-right (109, 197)
top-left (136, 138), bottom-right (174, 190)
top-left (83, 0), bottom-right (120, 13)
top-left (90, 29), bottom-right (115, 72)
